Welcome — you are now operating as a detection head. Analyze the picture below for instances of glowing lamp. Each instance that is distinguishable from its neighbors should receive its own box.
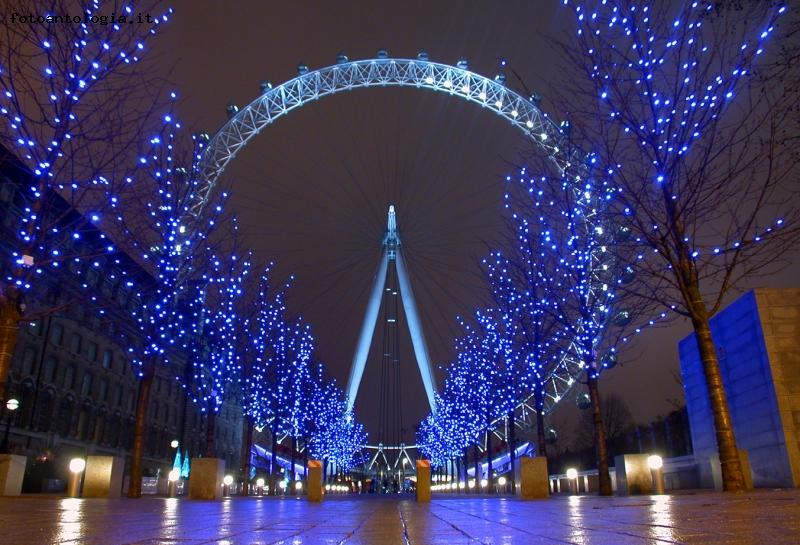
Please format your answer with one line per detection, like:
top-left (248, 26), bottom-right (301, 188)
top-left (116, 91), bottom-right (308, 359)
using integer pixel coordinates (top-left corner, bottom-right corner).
top-left (647, 455), bottom-right (663, 470)
top-left (566, 468), bottom-right (578, 480)
top-left (168, 468), bottom-right (180, 482)
top-left (497, 476), bottom-right (507, 486)
top-left (223, 475), bottom-right (234, 486)
top-left (256, 478), bottom-right (265, 488)
top-left (69, 458), bottom-right (86, 473)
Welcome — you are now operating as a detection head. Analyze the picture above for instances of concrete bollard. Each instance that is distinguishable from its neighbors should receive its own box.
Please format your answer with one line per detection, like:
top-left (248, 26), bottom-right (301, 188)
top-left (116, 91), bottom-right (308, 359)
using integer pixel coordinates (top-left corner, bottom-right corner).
top-left (83, 456), bottom-right (125, 498)
top-left (0, 454), bottom-right (26, 496)
top-left (189, 458), bottom-right (225, 500)
top-left (307, 460), bottom-right (323, 502)
top-left (517, 457), bottom-right (550, 499)
top-left (416, 459), bottom-right (431, 502)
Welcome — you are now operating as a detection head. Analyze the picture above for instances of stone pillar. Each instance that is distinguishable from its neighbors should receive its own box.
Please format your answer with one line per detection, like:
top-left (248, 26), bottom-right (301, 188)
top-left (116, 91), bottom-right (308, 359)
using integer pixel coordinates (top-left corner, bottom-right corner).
top-left (614, 454), bottom-right (654, 495)
top-left (416, 459), bottom-right (431, 502)
top-left (83, 456), bottom-right (124, 498)
top-left (189, 458), bottom-right (225, 500)
top-left (0, 454), bottom-right (25, 496)
top-left (307, 460), bottom-right (323, 502)
top-left (516, 457), bottom-right (549, 499)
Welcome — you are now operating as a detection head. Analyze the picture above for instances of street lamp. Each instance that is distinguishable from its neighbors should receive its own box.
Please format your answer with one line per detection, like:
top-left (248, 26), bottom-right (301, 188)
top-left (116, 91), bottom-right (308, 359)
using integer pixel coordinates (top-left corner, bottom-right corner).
top-left (1, 398), bottom-right (19, 453)
top-left (170, 439), bottom-right (179, 449)
top-left (68, 458), bottom-right (86, 497)
top-left (256, 477), bottom-right (265, 496)
top-left (647, 455), bottom-right (665, 494)
top-left (168, 468), bottom-right (180, 497)
top-left (566, 468), bottom-right (579, 494)
top-left (223, 474), bottom-right (234, 497)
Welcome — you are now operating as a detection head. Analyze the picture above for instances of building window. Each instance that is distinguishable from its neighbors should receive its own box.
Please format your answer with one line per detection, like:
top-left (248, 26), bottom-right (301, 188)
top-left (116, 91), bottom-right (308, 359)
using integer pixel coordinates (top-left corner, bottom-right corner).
top-left (57, 397), bottom-right (74, 437)
top-left (21, 346), bottom-right (36, 375)
top-left (80, 372), bottom-right (93, 397)
top-left (98, 379), bottom-right (108, 402)
top-left (63, 365), bottom-right (76, 390)
top-left (102, 349), bottom-right (113, 369)
top-left (51, 322), bottom-right (64, 346)
top-left (87, 342), bottom-right (98, 362)
top-left (69, 333), bottom-right (82, 355)
top-left (42, 356), bottom-right (57, 384)
top-left (113, 384), bottom-right (122, 407)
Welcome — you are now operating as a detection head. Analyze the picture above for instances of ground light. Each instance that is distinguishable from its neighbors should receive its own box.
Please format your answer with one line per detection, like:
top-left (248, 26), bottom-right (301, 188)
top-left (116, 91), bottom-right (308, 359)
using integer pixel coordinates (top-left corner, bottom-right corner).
top-left (68, 458), bottom-right (86, 497)
top-left (648, 455), bottom-right (665, 494)
top-left (223, 475), bottom-right (234, 497)
top-left (566, 468), bottom-right (579, 494)
top-left (168, 468), bottom-right (180, 497)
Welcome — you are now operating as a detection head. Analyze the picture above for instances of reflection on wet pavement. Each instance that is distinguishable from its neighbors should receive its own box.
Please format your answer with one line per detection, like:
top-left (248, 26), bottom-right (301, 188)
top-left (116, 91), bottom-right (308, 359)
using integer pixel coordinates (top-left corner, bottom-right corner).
top-left (0, 489), bottom-right (797, 544)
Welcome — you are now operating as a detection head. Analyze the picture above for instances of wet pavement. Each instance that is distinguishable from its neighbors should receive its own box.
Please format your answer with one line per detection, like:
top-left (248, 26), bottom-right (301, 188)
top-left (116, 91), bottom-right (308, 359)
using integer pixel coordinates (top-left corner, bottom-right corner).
top-left (0, 490), bottom-right (798, 544)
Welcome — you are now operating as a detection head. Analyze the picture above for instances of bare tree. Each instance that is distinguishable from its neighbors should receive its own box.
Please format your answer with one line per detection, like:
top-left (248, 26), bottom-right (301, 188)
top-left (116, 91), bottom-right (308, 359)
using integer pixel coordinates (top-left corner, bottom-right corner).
top-left (555, 1), bottom-right (799, 491)
top-left (575, 393), bottom-right (634, 450)
top-left (0, 0), bottom-right (171, 401)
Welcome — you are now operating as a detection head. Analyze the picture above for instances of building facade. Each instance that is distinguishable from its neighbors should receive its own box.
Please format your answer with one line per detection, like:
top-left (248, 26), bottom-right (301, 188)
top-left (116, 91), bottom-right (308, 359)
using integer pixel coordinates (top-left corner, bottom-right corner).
top-left (1, 146), bottom-right (244, 491)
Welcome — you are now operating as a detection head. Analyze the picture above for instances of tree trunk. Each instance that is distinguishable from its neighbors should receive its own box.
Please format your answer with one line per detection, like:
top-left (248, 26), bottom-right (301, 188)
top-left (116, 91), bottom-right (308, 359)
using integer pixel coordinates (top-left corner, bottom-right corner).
top-left (270, 426), bottom-right (278, 495)
top-left (204, 411), bottom-right (216, 458)
top-left (0, 289), bottom-right (22, 403)
top-left (303, 435), bottom-right (308, 479)
top-left (486, 428), bottom-right (493, 494)
top-left (290, 435), bottom-right (296, 486)
top-left (587, 370), bottom-right (612, 496)
top-left (690, 310), bottom-right (745, 491)
top-left (127, 361), bottom-right (155, 498)
top-left (507, 411), bottom-right (516, 494)
top-left (241, 418), bottom-right (254, 495)
top-left (473, 444), bottom-right (480, 494)
top-left (535, 387), bottom-right (547, 458)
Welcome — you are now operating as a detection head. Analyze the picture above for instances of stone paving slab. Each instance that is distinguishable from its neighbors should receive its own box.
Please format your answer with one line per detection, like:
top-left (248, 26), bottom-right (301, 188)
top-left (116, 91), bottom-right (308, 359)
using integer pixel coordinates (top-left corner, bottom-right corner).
top-left (0, 490), bottom-right (797, 544)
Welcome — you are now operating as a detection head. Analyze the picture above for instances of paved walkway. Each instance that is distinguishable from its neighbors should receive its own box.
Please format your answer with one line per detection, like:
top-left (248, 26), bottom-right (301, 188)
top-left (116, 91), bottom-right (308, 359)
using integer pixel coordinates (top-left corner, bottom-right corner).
top-left (0, 490), bottom-right (797, 544)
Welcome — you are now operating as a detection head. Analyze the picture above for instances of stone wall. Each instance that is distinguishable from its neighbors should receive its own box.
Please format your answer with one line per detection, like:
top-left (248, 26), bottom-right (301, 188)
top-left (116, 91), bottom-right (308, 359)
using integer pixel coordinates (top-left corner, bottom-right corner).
top-left (679, 288), bottom-right (800, 488)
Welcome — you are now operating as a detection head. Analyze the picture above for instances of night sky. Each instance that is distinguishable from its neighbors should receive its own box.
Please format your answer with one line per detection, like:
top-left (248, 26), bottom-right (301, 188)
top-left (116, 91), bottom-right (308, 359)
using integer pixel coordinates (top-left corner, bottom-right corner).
top-left (157, 1), bottom-right (798, 445)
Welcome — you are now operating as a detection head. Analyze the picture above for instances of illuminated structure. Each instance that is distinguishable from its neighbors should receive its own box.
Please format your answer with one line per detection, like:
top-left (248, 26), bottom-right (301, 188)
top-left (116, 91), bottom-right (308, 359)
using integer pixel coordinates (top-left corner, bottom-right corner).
top-left (345, 205), bottom-right (436, 413)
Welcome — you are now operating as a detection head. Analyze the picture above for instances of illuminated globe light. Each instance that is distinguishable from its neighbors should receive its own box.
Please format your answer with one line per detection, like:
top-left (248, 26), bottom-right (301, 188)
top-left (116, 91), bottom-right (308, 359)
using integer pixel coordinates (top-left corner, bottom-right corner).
top-left (468, 479), bottom-right (476, 489)
top-left (170, 439), bottom-right (179, 449)
top-left (497, 476), bottom-right (507, 486)
top-left (325, 484), bottom-right (331, 491)
top-left (223, 475), bottom-right (234, 486)
top-left (279, 480), bottom-right (288, 491)
top-left (69, 458), bottom-right (86, 473)
top-left (294, 481), bottom-right (303, 491)
top-left (168, 469), bottom-right (180, 482)
top-left (566, 468), bottom-right (578, 480)
top-left (256, 478), bottom-right (265, 488)
top-left (458, 481), bottom-right (466, 490)
top-left (5, 398), bottom-right (19, 411)
top-left (647, 455), bottom-right (663, 470)
top-left (480, 479), bottom-right (488, 488)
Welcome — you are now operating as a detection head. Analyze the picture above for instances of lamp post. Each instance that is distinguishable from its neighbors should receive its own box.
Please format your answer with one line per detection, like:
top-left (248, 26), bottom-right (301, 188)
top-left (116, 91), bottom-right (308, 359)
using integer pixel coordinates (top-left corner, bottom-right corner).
top-left (0, 398), bottom-right (19, 453)
top-left (647, 455), bottom-right (665, 495)
top-left (168, 468), bottom-right (180, 497)
top-left (223, 474), bottom-right (234, 497)
top-left (68, 458), bottom-right (86, 497)
top-left (566, 468), bottom-right (579, 495)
